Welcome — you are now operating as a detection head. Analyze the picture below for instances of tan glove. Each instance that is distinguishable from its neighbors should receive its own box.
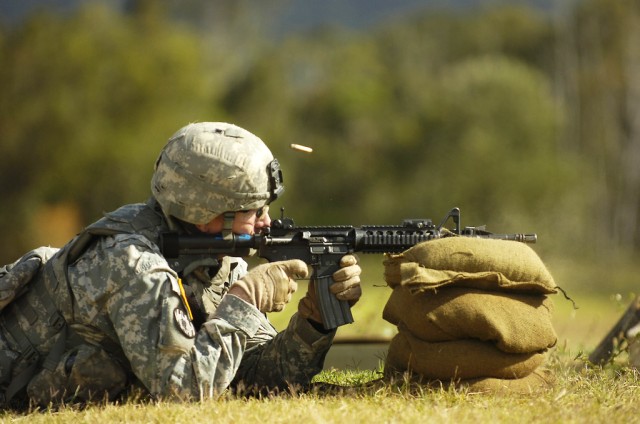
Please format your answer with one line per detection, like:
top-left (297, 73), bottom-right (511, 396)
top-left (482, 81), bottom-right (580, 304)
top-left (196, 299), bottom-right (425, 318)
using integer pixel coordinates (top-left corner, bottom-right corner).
top-left (298, 254), bottom-right (362, 324)
top-left (228, 259), bottom-right (308, 313)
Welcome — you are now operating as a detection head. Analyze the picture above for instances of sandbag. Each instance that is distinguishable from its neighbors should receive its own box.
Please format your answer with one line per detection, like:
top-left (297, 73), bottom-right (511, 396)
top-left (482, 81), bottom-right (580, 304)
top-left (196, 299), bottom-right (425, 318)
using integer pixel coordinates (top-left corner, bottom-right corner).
top-left (460, 368), bottom-right (555, 394)
top-left (383, 286), bottom-right (557, 353)
top-left (383, 237), bottom-right (556, 294)
top-left (385, 326), bottom-right (546, 380)
top-left (384, 368), bottom-right (555, 395)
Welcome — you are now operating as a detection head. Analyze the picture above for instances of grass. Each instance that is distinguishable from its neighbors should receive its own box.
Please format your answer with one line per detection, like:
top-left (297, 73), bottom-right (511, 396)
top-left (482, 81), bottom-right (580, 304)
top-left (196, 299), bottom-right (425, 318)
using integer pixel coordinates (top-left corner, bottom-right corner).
top-left (5, 362), bottom-right (640, 423)
top-left (3, 254), bottom-right (640, 422)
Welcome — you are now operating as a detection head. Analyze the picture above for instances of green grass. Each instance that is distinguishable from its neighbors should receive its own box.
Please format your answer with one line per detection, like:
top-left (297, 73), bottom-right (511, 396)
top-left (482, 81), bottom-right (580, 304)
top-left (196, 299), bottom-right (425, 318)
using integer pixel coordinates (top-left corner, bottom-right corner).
top-left (5, 362), bottom-right (639, 423)
top-left (4, 254), bottom-right (640, 422)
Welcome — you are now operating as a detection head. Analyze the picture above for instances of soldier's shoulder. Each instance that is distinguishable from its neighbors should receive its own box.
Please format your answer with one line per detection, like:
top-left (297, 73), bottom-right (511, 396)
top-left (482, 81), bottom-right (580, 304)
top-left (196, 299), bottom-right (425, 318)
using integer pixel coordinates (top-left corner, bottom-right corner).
top-left (110, 232), bottom-right (160, 251)
top-left (87, 232), bottom-right (170, 279)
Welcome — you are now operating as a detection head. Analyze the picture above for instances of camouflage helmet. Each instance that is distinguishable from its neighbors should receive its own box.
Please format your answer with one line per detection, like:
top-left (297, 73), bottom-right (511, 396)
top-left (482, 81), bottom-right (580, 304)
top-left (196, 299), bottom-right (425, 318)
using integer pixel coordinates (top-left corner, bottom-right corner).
top-left (151, 122), bottom-right (284, 224)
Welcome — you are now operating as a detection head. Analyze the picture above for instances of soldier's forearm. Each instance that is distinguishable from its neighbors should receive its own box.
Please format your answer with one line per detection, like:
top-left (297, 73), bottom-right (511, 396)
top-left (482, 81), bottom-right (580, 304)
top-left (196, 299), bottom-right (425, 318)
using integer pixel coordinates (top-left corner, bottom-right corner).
top-left (231, 312), bottom-right (334, 393)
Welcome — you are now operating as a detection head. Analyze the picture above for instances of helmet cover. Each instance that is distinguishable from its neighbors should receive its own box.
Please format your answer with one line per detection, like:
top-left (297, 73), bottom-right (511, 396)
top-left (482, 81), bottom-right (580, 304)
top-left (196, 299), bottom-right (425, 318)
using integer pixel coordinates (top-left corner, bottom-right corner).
top-left (151, 122), bottom-right (283, 224)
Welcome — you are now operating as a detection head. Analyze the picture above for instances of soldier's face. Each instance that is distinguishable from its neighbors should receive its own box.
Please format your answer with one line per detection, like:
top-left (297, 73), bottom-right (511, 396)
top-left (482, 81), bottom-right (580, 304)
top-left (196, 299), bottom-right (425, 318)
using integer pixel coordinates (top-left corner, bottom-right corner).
top-left (195, 207), bottom-right (271, 235)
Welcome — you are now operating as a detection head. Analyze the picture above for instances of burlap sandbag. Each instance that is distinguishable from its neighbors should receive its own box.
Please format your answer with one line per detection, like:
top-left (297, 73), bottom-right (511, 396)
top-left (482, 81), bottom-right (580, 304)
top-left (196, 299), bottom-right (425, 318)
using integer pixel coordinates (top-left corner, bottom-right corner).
top-left (383, 237), bottom-right (556, 294)
top-left (460, 368), bottom-right (555, 394)
top-left (385, 326), bottom-right (546, 380)
top-left (383, 368), bottom-right (555, 394)
top-left (383, 286), bottom-right (557, 353)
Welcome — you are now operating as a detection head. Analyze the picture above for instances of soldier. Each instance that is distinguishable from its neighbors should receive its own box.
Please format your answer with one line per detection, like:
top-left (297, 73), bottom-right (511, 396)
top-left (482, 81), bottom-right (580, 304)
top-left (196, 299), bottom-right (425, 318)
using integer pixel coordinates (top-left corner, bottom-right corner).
top-left (0, 122), bottom-right (362, 407)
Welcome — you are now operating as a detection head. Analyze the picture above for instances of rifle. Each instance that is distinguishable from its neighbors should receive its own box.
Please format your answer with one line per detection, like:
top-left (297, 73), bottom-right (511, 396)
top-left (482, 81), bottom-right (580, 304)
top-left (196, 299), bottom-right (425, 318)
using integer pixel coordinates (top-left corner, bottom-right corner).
top-left (160, 207), bottom-right (537, 330)
top-left (588, 296), bottom-right (640, 365)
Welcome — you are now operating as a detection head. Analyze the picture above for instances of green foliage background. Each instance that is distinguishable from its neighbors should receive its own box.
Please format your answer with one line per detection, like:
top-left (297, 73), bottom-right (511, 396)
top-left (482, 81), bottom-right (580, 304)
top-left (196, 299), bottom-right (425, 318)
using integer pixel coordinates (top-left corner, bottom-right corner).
top-left (1, 0), bottom-right (639, 298)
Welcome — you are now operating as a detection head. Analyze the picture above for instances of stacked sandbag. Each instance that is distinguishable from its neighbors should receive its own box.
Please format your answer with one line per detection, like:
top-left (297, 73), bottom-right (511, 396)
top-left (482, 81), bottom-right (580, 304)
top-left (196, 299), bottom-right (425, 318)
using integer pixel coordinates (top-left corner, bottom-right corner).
top-left (382, 236), bottom-right (557, 393)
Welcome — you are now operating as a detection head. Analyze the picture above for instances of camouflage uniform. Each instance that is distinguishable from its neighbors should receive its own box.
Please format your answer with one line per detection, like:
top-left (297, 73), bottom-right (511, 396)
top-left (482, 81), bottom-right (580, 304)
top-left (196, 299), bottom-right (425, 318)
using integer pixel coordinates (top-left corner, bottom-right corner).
top-left (0, 199), bottom-right (333, 405)
top-left (0, 123), bottom-right (338, 406)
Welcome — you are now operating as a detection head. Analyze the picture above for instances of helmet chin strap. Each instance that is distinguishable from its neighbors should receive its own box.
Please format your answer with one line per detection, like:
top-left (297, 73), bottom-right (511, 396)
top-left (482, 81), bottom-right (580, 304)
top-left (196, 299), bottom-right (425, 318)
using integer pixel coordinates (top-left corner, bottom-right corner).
top-left (222, 211), bottom-right (235, 240)
top-left (161, 209), bottom-right (183, 233)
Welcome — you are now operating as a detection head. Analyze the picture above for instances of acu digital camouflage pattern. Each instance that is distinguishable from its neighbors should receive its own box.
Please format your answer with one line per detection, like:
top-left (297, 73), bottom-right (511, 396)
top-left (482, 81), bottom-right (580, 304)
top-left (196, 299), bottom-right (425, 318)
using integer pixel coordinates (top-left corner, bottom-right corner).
top-left (0, 201), bottom-right (335, 405)
top-left (0, 246), bottom-right (59, 311)
top-left (151, 122), bottom-right (277, 225)
top-left (26, 344), bottom-right (127, 405)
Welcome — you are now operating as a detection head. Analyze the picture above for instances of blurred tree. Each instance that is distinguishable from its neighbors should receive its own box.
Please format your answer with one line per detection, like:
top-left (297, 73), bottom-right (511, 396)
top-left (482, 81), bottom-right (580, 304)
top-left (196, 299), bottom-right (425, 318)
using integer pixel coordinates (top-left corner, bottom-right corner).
top-left (219, 8), bottom-right (578, 241)
top-left (221, 27), bottom-right (392, 224)
top-left (0, 3), bottom-right (223, 260)
top-left (2, 0), bottom-right (638, 265)
top-left (554, 0), bottom-right (640, 252)
top-left (420, 56), bottom-right (576, 231)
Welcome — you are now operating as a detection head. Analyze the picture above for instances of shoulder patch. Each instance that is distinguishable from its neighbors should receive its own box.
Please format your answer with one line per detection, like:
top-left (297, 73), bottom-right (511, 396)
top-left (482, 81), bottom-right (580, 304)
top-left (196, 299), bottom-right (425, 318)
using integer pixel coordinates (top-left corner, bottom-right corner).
top-left (174, 308), bottom-right (196, 338)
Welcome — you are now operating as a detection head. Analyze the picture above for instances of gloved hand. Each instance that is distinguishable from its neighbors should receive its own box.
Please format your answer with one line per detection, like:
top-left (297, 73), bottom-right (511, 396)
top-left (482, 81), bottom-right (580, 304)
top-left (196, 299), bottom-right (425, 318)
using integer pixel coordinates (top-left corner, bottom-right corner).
top-left (298, 254), bottom-right (362, 324)
top-left (228, 259), bottom-right (308, 313)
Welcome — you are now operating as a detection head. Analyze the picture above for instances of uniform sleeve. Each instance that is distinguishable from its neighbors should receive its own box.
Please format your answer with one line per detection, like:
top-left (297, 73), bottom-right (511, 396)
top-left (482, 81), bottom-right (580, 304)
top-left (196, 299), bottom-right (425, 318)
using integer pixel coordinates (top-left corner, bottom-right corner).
top-left (102, 235), bottom-right (264, 400)
top-left (231, 311), bottom-right (335, 393)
